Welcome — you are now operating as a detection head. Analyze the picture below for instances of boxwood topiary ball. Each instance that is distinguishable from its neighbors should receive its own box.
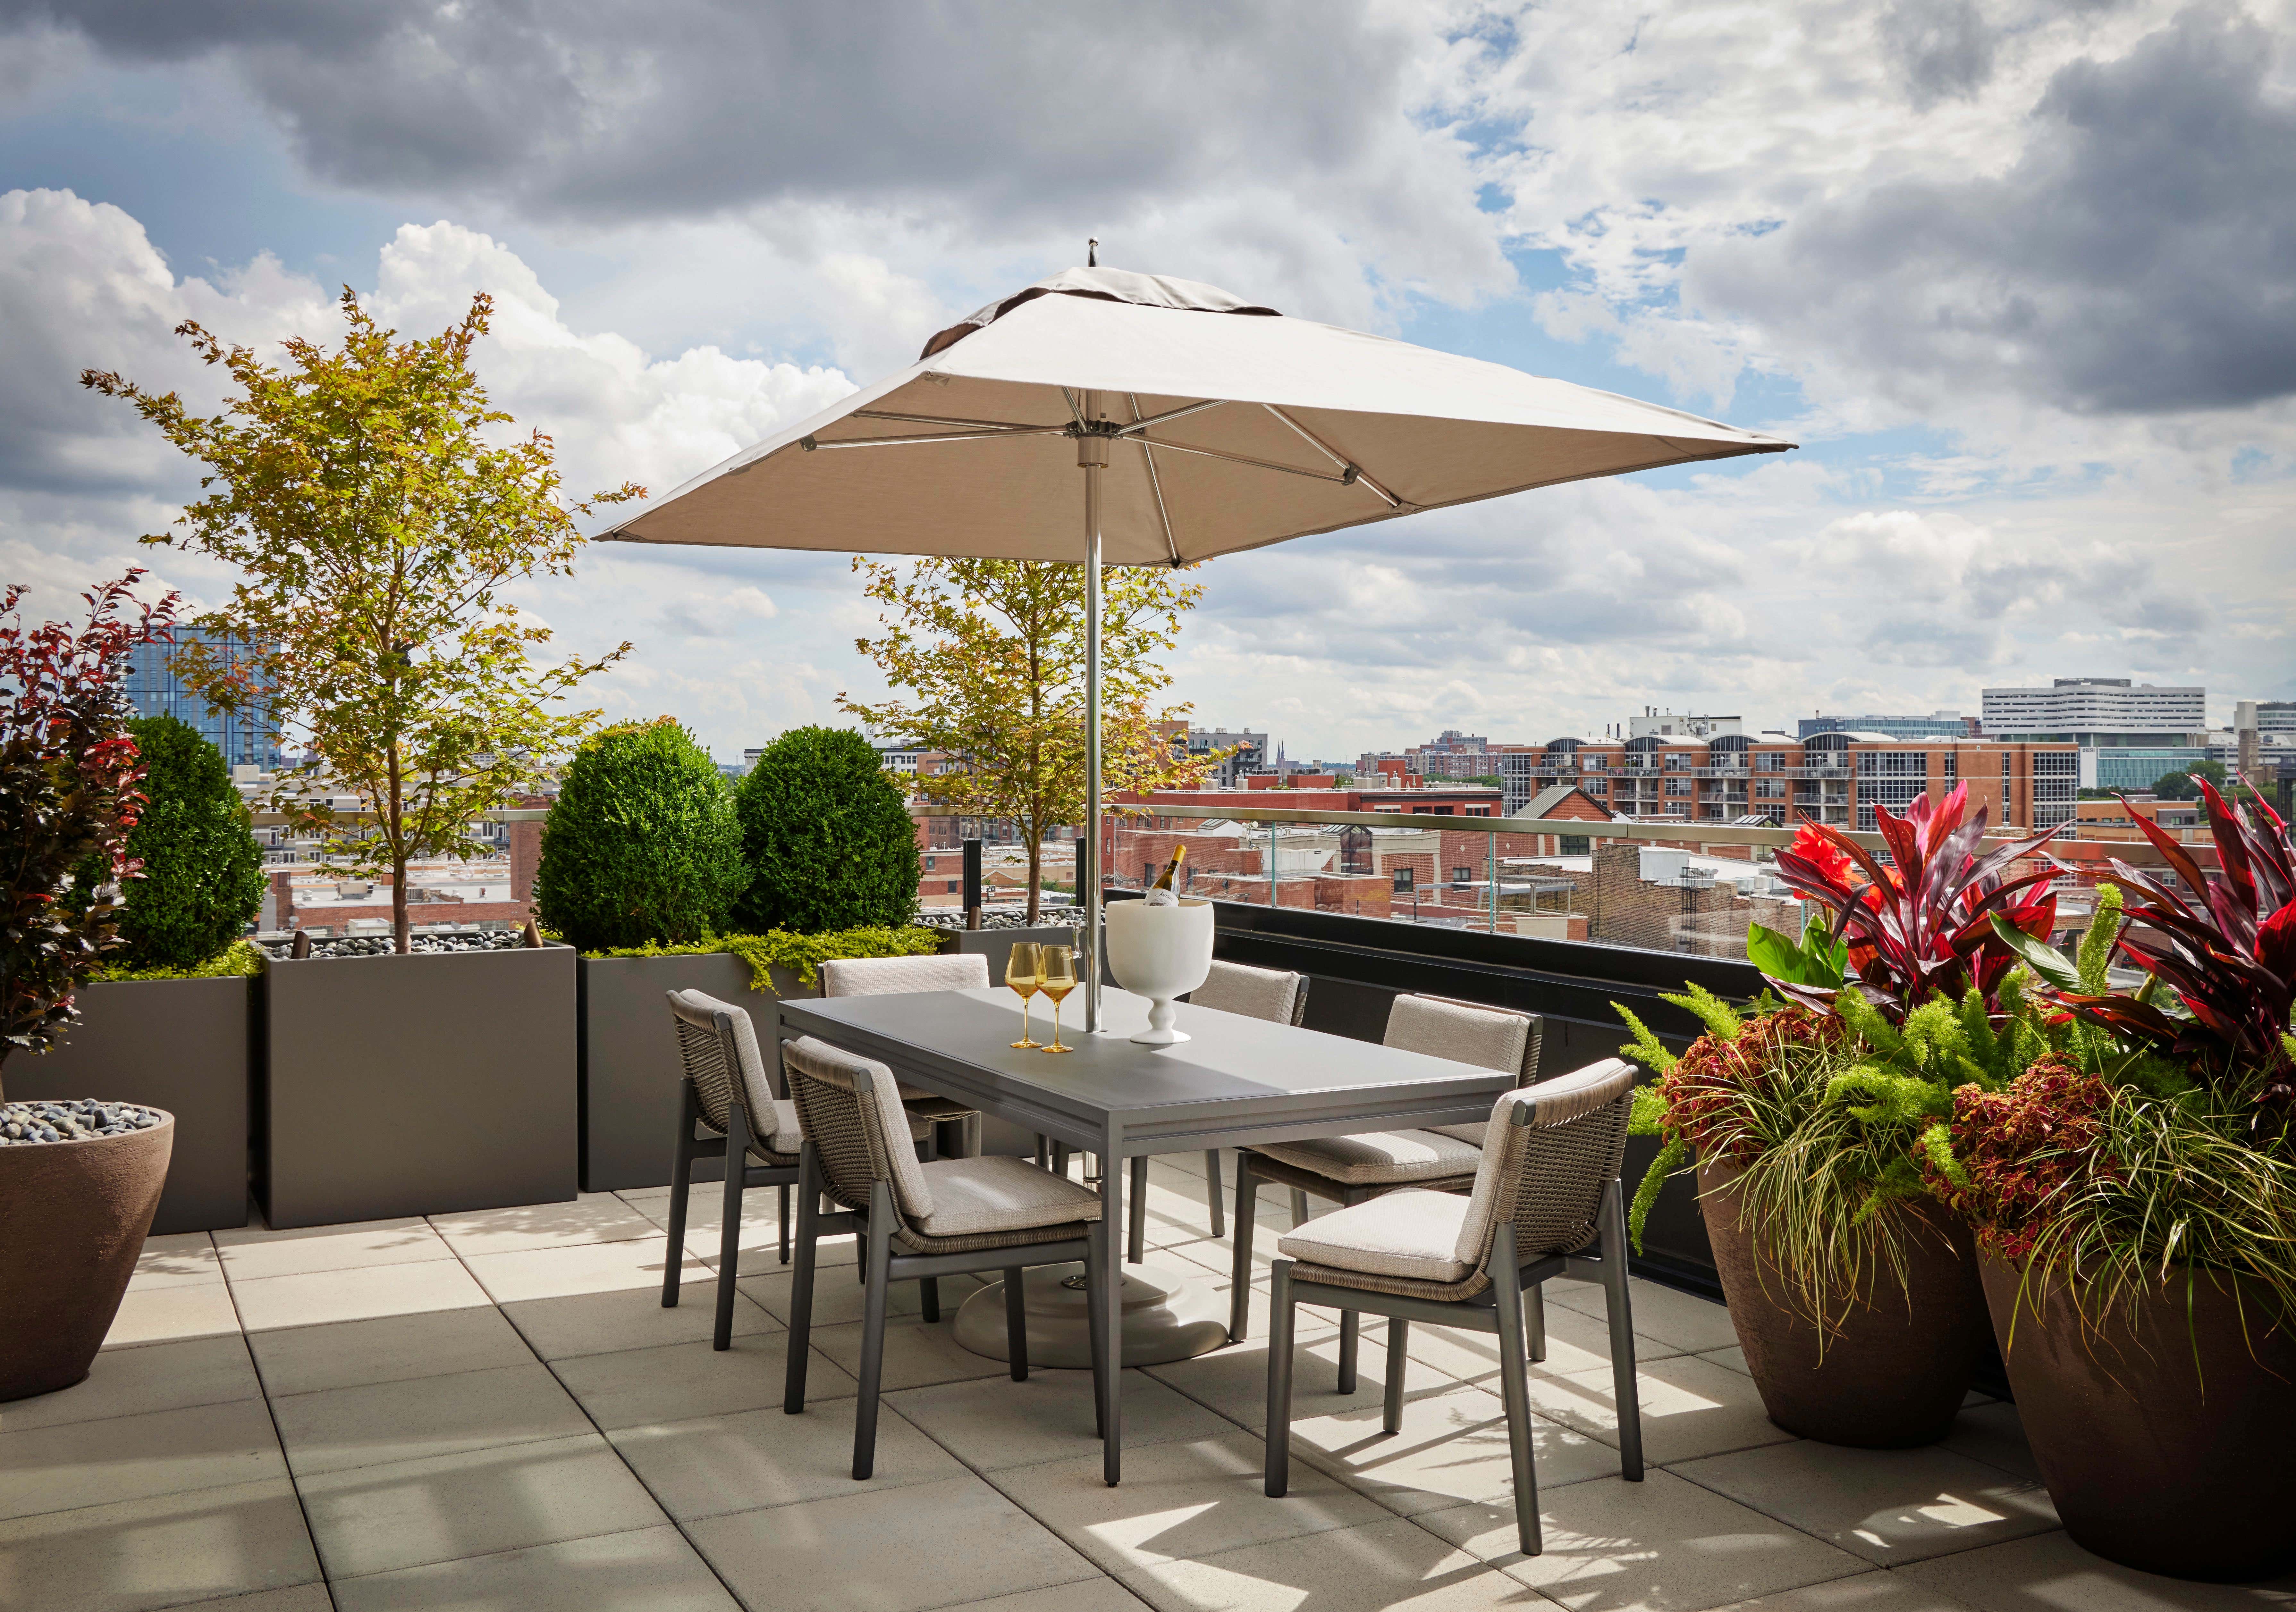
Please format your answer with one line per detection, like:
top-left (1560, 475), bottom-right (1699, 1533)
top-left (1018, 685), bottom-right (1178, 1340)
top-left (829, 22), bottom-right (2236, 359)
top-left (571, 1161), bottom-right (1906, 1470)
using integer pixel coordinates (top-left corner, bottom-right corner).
top-left (733, 726), bottom-right (921, 935)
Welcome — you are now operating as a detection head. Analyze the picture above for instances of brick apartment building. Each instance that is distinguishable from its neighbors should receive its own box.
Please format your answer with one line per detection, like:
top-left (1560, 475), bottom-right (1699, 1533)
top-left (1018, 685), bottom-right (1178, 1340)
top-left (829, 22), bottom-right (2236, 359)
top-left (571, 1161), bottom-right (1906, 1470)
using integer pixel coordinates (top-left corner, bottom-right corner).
top-left (1500, 730), bottom-right (2079, 831)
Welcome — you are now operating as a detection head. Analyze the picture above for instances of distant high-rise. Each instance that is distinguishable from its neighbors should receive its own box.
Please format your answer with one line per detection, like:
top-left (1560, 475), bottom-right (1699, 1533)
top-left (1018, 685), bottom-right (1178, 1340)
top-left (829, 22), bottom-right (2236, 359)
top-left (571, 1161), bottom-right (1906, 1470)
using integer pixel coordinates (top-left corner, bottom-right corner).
top-left (1799, 712), bottom-right (1972, 741)
top-left (1981, 677), bottom-right (2208, 792)
top-left (123, 627), bottom-right (279, 770)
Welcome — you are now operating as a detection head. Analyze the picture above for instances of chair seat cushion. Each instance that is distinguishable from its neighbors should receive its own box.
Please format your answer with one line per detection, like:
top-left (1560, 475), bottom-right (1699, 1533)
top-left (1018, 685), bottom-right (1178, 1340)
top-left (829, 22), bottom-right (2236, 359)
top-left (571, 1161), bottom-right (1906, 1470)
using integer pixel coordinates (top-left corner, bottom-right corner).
top-left (1277, 1189), bottom-right (1474, 1284)
top-left (1426, 1122), bottom-right (1489, 1147)
top-left (913, 1155), bottom-right (1104, 1238)
top-left (1251, 1129), bottom-right (1482, 1187)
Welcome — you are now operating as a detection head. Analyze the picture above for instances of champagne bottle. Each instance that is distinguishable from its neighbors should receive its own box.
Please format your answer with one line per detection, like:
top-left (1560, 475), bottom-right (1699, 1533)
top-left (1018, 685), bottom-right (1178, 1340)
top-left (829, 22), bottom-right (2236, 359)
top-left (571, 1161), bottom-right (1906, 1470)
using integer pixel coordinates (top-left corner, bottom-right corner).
top-left (1149, 844), bottom-right (1187, 891)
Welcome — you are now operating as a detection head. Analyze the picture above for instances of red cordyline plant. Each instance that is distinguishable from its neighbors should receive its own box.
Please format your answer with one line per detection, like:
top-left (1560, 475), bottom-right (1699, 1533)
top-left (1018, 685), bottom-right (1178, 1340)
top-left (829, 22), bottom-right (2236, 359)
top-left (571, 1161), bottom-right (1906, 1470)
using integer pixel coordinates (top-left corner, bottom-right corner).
top-left (1770, 782), bottom-right (2064, 1021)
top-left (0, 571), bottom-right (179, 1093)
top-left (2047, 780), bottom-right (2295, 1113)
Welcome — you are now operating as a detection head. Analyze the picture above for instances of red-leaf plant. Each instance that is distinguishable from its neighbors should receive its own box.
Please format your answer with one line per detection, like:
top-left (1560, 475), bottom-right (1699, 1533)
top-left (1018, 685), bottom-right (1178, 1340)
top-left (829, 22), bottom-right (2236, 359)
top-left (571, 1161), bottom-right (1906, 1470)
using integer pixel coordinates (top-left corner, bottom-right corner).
top-left (2049, 780), bottom-right (2296, 1113)
top-left (0, 571), bottom-right (180, 1095)
top-left (1770, 781), bottom-right (2064, 1023)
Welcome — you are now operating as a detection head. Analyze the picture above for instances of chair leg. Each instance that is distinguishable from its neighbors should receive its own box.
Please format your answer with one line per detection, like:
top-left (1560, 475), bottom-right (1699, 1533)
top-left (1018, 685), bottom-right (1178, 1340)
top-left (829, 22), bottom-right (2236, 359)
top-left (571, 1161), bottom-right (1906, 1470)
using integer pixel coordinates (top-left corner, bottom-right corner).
top-left (1204, 1149), bottom-right (1225, 1239)
top-left (1052, 1142), bottom-right (1069, 1178)
top-left (1229, 1158), bottom-right (1259, 1344)
top-left (713, 1101), bottom-right (749, 1351)
top-left (1034, 1134), bottom-right (1050, 1168)
top-left (1264, 1259), bottom-right (1296, 1497)
top-left (920, 1276), bottom-right (941, 1324)
top-left (1491, 1226), bottom-right (1543, 1557)
top-left (778, 1183), bottom-right (792, 1265)
top-left (1289, 1188), bottom-right (1311, 1226)
top-left (1127, 1155), bottom-right (1148, 1265)
top-left (852, 1181), bottom-right (895, 1481)
top-left (784, 1145), bottom-right (822, 1414)
top-left (663, 1081), bottom-right (698, 1309)
top-left (1598, 1179), bottom-right (1644, 1481)
top-left (1382, 1318), bottom-right (1409, 1434)
top-left (1004, 1267), bottom-right (1029, 1381)
top-left (1524, 1281), bottom-right (1546, 1363)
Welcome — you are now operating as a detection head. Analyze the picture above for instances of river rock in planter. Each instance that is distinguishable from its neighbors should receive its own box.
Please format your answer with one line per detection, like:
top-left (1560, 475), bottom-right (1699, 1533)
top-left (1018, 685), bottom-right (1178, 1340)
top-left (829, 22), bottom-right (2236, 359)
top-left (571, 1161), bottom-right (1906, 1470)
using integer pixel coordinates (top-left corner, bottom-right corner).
top-left (1700, 1157), bottom-right (1990, 1447)
top-left (1979, 1250), bottom-right (2296, 1582)
top-left (0, 1104), bottom-right (174, 1401)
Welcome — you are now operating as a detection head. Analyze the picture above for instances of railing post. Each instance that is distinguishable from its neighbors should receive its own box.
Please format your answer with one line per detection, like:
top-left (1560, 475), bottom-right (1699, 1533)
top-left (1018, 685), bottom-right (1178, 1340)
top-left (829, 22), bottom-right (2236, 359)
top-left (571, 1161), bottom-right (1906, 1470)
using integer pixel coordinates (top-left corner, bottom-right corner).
top-left (1488, 828), bottom-right (1499, 935)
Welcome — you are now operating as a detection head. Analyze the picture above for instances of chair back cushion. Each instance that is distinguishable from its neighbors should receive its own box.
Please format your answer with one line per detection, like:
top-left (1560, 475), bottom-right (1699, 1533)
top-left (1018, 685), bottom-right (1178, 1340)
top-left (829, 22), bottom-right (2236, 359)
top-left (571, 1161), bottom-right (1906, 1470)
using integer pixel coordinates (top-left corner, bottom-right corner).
top-left (666, 988), bottom-right (777, 1131)
top-left (821, 953), bottom-right (990, 997)
top-left (1449, 1058), bottom-right (1637, 1271)
top-left (1387, 995), bottom-right (1541, 1146)
top-left (780, 1035), bottom-right (935, 1219)
top-left (1189, 960), bottom-right (1306, 1025)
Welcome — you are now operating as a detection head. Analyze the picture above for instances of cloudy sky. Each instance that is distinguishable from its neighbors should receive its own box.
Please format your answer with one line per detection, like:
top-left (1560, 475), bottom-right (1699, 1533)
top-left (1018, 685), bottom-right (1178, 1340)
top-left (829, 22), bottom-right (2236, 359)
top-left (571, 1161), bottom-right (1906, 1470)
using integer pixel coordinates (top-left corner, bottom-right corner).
top-left (3, 0), bottom-right (2290, 762)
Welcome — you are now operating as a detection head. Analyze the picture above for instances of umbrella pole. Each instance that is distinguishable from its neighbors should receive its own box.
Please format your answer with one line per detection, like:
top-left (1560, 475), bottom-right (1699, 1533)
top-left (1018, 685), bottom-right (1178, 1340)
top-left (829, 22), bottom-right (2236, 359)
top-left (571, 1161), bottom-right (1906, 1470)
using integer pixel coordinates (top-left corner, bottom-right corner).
top-left (1080, 418), bottom-right (1107, 1034)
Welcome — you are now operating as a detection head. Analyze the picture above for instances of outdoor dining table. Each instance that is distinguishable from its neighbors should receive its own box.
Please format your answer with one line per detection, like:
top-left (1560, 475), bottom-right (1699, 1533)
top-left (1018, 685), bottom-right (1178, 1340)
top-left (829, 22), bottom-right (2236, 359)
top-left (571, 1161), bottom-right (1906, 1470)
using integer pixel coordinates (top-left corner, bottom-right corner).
top-left (773, 982), bottom-right (1525, 1485)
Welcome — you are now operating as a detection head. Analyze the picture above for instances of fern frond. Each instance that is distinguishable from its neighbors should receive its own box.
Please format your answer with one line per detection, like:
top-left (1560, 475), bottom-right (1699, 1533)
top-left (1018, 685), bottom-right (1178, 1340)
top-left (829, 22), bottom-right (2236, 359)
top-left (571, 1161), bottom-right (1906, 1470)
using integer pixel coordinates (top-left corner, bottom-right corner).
top-left (1627, 1084), bottom-right (1667, 1137)
top-left (1611, 1003), bottom-right (1679, 1075)
top-left (2079, 882), bottom-right (2124, 995)
top-left (1664, 982), bottom-right (1744, 1044)
top-left (1628, 1136), bottom-right (1689, 1254)
top-left (1918, 1119), bottom-right (1968, 1188)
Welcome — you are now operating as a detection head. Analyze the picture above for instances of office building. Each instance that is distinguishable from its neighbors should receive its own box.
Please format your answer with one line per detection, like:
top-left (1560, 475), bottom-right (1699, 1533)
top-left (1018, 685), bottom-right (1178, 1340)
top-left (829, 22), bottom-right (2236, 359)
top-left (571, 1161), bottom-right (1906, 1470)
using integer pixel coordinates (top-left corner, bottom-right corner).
top-left (1798, 712), bottom-right (1975, 741)
top-left (1178, 726), bottom-right (1268, 788)
top-left (1981, 678), bottom-right (2206, 740)
top-left (1627, 710), bottom-right (1742, 740)
top-left (123, 627), bottom-right (279, 770)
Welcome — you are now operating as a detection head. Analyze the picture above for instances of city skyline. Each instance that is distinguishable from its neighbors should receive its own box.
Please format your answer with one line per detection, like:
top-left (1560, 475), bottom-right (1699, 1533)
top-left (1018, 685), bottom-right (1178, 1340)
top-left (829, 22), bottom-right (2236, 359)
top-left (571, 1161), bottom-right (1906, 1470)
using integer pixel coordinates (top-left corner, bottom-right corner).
top-left (4, 3), bottom-right (2291, 761)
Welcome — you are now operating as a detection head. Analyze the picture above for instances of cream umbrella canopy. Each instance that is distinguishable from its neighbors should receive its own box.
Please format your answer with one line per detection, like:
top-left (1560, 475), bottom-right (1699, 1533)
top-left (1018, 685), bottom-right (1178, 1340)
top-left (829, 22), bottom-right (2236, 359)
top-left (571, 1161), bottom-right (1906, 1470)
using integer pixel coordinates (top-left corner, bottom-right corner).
top-left (606, 264), bottom-right (1794, 1027)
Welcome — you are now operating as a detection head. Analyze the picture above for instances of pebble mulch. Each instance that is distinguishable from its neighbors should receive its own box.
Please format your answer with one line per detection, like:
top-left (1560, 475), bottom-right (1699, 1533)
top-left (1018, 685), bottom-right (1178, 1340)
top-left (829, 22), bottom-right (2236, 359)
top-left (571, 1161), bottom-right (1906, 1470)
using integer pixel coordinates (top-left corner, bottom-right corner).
top-left (915, 909), bottom-right (1085, 933)
top-left (257, 931), bottom-right (530, 960)
top-left (0, 1098), bottom-right (165, 1145)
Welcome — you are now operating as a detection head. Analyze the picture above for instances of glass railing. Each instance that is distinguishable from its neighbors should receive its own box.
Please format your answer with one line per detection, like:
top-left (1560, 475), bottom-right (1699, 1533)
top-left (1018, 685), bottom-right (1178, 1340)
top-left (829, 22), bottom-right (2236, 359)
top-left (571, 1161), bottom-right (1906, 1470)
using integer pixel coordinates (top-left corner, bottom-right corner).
top-left (1100, 803), bottom-right (2184, 966)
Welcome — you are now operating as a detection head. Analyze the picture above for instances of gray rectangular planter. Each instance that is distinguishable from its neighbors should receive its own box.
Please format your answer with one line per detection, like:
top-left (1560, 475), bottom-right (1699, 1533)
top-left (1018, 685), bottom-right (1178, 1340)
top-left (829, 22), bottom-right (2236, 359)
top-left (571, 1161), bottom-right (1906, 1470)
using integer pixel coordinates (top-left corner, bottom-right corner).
top-left (577, 953), bottom-right (819, 1193)
top-left (7, 976), bottom-right (251, 1235)
top-left (259, 944), bottom-right (577, 1229)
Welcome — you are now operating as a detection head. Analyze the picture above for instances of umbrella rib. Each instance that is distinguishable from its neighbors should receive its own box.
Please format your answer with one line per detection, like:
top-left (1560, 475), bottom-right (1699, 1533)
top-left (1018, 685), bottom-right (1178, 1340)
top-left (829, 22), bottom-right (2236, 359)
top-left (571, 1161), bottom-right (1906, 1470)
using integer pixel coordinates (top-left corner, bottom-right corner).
top-left (1261, 405), bottom-right (1401, 508)
top-left (1122, 433), bottom-right (1346, 486)
top-left (801, 427), bottom-right (1068, 450)
top-left (852, 410), bottom-right (1058, 432)
top-left (1129, 394), bottom-right (1182, 566)
top-left (1117, 398), bottom-right (1228, 434)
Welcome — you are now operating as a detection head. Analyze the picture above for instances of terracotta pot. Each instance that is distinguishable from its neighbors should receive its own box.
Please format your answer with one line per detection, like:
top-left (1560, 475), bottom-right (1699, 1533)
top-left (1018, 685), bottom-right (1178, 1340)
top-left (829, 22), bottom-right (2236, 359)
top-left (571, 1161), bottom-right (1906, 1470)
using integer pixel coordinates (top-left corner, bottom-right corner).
top-left (1699, 1157), bottom-right (1989, 1446)
top-left (1979, 1249), bottom-right (2296, 1582)
top-left (0, 1109), bottom-right (174, 1402)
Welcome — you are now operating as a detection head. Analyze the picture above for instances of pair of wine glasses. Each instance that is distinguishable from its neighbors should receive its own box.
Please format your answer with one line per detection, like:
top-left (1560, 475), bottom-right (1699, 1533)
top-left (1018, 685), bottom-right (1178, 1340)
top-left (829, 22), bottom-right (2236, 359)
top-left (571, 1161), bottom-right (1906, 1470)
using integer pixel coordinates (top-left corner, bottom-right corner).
top-left (1003, 942), bottom-right (1079, 1054)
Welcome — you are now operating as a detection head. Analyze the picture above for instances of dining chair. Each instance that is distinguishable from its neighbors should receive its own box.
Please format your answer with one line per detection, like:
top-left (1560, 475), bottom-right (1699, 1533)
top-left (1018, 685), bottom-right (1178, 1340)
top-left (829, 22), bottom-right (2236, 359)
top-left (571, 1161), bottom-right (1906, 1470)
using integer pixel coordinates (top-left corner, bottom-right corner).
top-left (819, 953), bottom-right (990, 1159)
top-left (779, 1034), bottom-right (1111, 1479)
top-left (1228, 995), bottom-right (1541, 1349)
top-left (659, 988), bottom-right (806, 1351)
top-left (1263, 1057), bottom-right (1643, 1556)
top-left (1180, 960), bottom-right (1311, 1240)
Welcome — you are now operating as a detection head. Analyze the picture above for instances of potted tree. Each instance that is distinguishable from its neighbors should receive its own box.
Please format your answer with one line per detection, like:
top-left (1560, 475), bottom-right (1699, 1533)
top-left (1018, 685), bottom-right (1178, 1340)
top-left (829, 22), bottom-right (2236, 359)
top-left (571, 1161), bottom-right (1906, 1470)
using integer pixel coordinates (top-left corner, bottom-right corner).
top-left (1, 575), bottom-right (180, 1401)
top-left (549, 720), bottom-right (950, 1189)
top-left (1933, 785), bottom-right (2296, 1582)
top-left (15, 713), bottom-right (266, 1233)
top-left (1622, 785), bottom-right (2061, 1445)
top-left (85, 290), bottom-right (640, 1227)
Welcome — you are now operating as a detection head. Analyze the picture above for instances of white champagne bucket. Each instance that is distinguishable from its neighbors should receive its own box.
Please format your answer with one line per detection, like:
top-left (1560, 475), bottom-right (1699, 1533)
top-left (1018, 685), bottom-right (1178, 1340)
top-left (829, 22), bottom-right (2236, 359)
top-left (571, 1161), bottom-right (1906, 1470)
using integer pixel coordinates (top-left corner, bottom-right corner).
top-left (1103, 898), bottom-right (1215, 1045)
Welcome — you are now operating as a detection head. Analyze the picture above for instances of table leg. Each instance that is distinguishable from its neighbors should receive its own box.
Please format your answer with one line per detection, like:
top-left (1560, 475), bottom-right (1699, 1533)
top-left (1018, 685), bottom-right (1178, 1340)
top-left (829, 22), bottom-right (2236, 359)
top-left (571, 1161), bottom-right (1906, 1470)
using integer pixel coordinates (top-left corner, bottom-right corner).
top-left (1127, 1156), bottom-right (1149, 1264)
top-left (1099, 1123), bottom-right (1126, 1486)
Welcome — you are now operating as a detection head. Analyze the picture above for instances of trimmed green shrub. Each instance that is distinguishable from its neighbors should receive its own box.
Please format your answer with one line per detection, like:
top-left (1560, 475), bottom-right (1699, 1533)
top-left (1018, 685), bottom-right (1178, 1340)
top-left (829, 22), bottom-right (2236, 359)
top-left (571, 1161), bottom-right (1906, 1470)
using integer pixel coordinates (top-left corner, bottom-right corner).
top-left (532, 718), bottom-right (748, 952)
top-left (583, 925), bottom-right (944, 989)
top-left (734, 727), bottom-right (920, 934)
top-left (97, 715), bottom-right (266, 971)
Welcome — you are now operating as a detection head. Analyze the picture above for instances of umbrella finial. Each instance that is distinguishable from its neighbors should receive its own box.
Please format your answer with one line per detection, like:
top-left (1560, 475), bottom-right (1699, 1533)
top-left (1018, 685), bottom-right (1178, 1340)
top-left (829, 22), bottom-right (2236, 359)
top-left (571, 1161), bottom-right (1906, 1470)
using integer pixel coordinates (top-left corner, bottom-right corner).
top-left (1087, 238), bottom-right (1098, 267)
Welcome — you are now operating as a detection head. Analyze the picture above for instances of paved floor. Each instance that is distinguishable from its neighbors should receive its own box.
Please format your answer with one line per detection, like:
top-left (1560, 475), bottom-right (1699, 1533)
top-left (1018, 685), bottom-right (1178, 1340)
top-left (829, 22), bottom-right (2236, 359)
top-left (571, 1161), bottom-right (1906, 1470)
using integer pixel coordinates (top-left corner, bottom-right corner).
top-left (4, 1151), bottom-right (2290, 1612)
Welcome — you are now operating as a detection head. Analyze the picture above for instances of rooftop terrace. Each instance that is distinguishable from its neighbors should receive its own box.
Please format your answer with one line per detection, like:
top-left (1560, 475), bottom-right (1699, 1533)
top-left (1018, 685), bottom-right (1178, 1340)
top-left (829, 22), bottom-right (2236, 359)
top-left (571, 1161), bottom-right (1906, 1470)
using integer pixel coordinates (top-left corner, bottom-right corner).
top-left (9, 1152), bottom-right (2283, 1612)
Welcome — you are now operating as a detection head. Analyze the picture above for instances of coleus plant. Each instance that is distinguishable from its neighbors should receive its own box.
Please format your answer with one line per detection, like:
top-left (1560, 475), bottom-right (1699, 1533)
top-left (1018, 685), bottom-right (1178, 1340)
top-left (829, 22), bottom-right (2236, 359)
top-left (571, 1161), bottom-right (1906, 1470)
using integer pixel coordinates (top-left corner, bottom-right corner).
top-left (1994, 779), bottom-right (2296, 1115)
top-left (1761, 782), bottom-right (2064, 1022)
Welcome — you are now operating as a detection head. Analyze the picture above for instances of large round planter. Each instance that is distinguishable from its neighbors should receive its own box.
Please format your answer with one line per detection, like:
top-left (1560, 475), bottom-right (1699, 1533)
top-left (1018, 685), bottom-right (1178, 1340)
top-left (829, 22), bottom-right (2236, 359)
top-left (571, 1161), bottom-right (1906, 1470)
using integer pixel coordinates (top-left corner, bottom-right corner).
top-left (0, 1110), bottom-right (174, 1402)
top-left (1700, 1157), bottom-right (1988, 1446)
top-left (1979, 1249), bottom-right (2296, 1582)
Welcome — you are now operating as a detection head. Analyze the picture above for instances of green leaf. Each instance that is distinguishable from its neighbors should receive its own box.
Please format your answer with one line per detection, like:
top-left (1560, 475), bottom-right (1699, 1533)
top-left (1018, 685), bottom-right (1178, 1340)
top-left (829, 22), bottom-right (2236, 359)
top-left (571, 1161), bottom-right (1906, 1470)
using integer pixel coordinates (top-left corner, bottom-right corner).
top-left (1987, 913), bottom-right (2082, 992)
top-left (1628, 1135), bottom-right (1689, 1255)
top-left (1744, 922), bottom-right (1809, 983)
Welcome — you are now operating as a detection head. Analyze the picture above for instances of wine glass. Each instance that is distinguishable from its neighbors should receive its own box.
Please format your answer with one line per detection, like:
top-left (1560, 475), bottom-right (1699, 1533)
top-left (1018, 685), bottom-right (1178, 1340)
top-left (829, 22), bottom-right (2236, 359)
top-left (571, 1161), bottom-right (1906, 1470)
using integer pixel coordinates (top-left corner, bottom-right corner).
top-left (1005, 942), bottom-right (1042, 1049)
top-left (1037, 946), bottom-right (1078, 1054)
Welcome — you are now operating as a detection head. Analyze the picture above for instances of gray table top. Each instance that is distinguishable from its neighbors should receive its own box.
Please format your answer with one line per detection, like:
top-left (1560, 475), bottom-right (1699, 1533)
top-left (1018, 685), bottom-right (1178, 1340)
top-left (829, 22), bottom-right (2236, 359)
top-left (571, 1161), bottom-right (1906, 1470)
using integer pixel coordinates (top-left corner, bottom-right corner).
top-left (774, 986), bottom-right (1515, 1154)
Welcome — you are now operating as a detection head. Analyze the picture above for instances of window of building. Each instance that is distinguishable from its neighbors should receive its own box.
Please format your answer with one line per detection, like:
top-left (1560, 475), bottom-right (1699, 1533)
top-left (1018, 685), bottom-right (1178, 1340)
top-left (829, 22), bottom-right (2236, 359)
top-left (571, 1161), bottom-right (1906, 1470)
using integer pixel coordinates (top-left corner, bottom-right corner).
top-left (1755, 778), bottom-right (1786, 799)
top-left (1663, 753), bottom-right (1690, 772)
top-left (1451, 866), bottom-right (1473, 886)
top-left (1665, 777), bottom-right (1692, 796)
top-left (1559, 835), bottom-right (1590, 856)
top-left (1755, 751), bottom-right (1786, 773)
top-left (945, 880), bottom-right (959, 894)
top-left (1392, 868), bottom-right (1414, 892)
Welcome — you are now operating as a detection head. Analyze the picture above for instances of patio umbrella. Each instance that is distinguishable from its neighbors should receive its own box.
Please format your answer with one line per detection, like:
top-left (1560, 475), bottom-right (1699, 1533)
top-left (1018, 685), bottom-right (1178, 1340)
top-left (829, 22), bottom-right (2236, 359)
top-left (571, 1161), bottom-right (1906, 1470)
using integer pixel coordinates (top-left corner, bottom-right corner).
top-left (606, 262), bottom-right (1793, 1029)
